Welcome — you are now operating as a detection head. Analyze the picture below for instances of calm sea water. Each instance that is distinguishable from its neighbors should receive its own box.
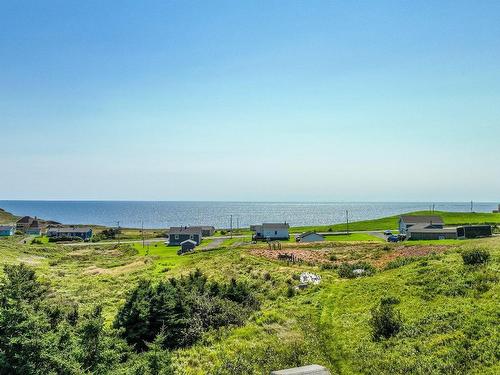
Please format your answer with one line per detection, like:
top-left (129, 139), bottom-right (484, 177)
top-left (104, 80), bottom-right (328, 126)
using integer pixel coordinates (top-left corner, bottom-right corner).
top-left (0, 201), bottom-right (497, 229)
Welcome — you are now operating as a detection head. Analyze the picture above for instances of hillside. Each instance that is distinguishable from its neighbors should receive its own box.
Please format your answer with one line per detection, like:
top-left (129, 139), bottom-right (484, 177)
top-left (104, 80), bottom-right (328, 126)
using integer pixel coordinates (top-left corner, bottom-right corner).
top-left (0, 208), bottom-right (18, 224)
top-left (293, 210), bottom-right (500, 233)
top-left (0, 229), bottom-right (498, 373)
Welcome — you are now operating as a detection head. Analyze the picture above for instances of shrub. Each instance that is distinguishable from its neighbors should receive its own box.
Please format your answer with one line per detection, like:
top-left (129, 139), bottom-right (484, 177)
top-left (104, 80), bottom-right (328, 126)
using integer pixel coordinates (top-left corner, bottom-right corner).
top-left (286, 285), bottom-right (296, 298)
top-left (329, 254), bottom-right (338, 261)
top-left (338, 262), bottom-right (375, 278)
top-left (263, 272), bottom-right (271, 281)
top-left (461, 248), bottom-right (490, 266)
top-left (385, 256), bottom-right (418, 270)
top-left (369, 297), bottom-right (403, 340)
top-left (114, 270), bottom-right (259, 351)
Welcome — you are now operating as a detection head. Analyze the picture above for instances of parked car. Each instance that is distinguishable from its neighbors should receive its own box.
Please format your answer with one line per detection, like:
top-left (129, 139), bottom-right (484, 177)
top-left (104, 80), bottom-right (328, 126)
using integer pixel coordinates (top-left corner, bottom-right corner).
top-left (384, 230), bottom-right (392, 236)
top-left (387, 235), bottom-right (399, 243)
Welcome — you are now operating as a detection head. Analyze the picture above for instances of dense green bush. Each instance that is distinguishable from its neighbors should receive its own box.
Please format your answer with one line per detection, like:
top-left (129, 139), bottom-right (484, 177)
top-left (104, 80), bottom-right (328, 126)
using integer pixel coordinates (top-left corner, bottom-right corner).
top-left (0, 263), bottom-right (172, 375)
top-left (114, 269), bottom-right (259, 351)
top-left (461, 248), bottom-right (490, 265)
top-left (369, 297), bottom-right (403, 341)
top-left (384, 256), bottom-right (418, 270)
top-left (338, 261), bottom-right (375, 278)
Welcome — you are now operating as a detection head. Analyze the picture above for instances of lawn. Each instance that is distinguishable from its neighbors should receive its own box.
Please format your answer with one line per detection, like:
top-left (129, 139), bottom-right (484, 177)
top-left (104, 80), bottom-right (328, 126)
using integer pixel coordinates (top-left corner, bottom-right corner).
top-left (291, 210), bottom-right (500, 233)
top-left (0, 225), bottom-right (498, 374)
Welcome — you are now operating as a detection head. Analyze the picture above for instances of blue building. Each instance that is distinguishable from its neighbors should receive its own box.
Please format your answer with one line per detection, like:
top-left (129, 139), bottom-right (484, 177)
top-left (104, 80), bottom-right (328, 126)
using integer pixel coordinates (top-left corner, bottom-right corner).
top-left (47, 227), bottom-right (93, 241)
top-left (0, 225), bottom-right (15, 236)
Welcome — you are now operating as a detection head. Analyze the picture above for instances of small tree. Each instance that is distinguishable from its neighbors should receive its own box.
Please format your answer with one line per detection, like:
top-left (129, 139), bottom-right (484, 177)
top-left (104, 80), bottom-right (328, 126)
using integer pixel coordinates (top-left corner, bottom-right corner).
top-left (461, 248), bottom-right (490, 266)
top-left (369, 297), bottom-right (403, 341)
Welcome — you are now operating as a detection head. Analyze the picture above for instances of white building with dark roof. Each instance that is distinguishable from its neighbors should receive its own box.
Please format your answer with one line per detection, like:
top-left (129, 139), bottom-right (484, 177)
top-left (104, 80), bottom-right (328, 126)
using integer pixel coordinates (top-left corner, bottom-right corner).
top-left (399, 215), bottom-right (444, 235)
top-left (251, 222), bottom-right (290, 240)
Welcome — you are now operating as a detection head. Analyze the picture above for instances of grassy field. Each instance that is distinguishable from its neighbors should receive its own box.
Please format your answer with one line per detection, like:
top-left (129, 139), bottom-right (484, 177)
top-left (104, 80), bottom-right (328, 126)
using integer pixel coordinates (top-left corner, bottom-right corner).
top-left (292, 210), bottom-right (500, 233)
top-left (0, 208), bottom-right (18, 224)
top-left (0, 227), bottom-right (498, 374)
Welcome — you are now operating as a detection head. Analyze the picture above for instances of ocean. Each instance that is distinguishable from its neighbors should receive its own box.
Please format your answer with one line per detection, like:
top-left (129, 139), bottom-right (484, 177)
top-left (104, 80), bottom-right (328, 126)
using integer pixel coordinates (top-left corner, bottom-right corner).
top-left (0, 201), bottom-right (497, 229)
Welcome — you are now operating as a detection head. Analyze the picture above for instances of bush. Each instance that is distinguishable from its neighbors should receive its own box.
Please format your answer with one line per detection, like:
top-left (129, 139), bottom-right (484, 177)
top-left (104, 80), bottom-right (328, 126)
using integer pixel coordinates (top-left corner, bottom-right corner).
top-left (385, 256), bottom-right (418, 270)
top-left (338, 262), bottom-right (375, 278)
top-left (286, 285), bottom-right (296, 298)
top-left (369, 297), bottom-right (403, 340)
top-left (461, 248), bottom-right (490, 266)
top-left (114, 270), bottom-right (259, 351)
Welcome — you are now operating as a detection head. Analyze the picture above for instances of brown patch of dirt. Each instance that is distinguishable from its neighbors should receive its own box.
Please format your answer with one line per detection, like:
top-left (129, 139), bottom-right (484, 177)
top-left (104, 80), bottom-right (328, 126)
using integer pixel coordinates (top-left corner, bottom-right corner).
top-left (17, 255), bottom-right (45, 265)
top-left (249, 248), bottom-right (331, 264)
top-left (83, 260), bottom-right (149, 276)
top-left (373, 245), bottom-right (449, 268)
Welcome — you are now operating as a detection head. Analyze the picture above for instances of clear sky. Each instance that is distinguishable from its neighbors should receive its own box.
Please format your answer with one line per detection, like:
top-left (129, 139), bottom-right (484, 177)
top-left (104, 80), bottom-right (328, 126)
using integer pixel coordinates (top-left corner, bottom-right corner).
top-left (1, 1), bottom-right (499, 201)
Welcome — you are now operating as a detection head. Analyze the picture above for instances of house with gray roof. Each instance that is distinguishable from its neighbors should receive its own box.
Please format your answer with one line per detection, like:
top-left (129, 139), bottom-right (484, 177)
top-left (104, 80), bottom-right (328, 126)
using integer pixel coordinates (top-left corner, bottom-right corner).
top-left (167, 226), bottom-right (203, 246)
top-left (47, 227), bottom-right (93, 241)
top-left (251, 222), bottom-right (290, 241)
top-left (295, 231), bottom-right (324, 243)
top-left (399, 215), bottom-right (444, 235)
top-left (0, 225), bottom-right (15, 237)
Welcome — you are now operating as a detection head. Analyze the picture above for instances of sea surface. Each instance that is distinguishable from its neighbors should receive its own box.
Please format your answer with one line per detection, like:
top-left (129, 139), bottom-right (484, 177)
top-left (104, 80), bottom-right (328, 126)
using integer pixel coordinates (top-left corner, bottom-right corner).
top-left (0, 201), bottom-right (497, 229)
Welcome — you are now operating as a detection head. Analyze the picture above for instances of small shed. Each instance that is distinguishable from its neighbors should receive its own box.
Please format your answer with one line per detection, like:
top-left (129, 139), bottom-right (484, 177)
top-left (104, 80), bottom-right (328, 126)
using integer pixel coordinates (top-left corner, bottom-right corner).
top-left (296, 231), bottom-right (324, 243)
top-left (271, 364), bottom-right (330, 375)
top-left (179, 239), bottom-right (197, 254)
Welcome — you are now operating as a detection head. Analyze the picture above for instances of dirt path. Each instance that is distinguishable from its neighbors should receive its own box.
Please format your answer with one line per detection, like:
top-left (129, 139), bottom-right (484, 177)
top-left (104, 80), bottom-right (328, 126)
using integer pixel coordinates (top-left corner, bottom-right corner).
top-left (199, 238), bottom-right (224, 250)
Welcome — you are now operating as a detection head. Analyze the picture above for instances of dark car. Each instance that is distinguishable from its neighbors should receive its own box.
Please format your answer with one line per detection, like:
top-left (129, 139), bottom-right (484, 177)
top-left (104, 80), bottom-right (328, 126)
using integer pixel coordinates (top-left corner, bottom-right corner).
top-left (387, 235), bottom-right (399, 243)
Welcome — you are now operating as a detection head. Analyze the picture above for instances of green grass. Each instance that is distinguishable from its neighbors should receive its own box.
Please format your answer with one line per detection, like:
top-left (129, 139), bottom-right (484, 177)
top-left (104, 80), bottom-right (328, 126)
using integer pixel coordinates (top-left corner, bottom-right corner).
top-left (292, 210), bottom-right (500, 233)
top-left (0, 208), bottom-right (17, 224)
top-left (0, 223), bottom-right (498, 374)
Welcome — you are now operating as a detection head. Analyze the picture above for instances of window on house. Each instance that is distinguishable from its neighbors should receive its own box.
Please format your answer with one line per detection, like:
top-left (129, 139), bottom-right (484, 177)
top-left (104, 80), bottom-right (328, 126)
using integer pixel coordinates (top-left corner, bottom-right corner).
top-left (175, 234), bottom-right (179, 240)
top-left (275, 231), bottom-right (277, 235)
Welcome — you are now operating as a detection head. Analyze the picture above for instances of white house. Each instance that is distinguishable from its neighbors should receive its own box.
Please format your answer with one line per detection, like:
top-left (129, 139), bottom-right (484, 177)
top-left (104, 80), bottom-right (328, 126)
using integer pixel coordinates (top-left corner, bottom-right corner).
top-left (251, 223), bottom-right (289, 240)
top-left (295, 231), bottom-right (324, 243)
top-left (399, 215), bottom-right (444, 235)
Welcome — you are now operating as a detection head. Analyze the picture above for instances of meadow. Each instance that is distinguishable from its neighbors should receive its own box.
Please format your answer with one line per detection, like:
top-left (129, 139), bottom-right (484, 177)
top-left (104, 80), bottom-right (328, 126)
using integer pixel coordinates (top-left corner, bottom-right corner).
top-left (0, 224), bottom-right (498, 374)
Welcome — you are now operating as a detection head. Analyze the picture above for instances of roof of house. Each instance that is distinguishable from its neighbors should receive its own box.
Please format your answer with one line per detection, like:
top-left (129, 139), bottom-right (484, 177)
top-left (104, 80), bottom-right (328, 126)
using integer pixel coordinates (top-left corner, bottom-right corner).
top-left (180, 239), bottom-right (197, 245)
top-left (400, 215), bottom-right (444, 225)
top-left (17, 216), bottom-right (33, 224)
top-left (408, 227), bottom-right (457, 234)
top-left (0, 225), bottom-right (15, 231)
top-left (188, 225), bottom-right (215, 231)
top-left (28, 220), bottom-right (41, 229)
top-left (48, 227), bottom-right (92, 233)
top-left (168, 226), bottom-right (203, 235)
top-left (296, 231), bottom-right (324, 239)
top-left (260, 223), bottom-right (290, 230)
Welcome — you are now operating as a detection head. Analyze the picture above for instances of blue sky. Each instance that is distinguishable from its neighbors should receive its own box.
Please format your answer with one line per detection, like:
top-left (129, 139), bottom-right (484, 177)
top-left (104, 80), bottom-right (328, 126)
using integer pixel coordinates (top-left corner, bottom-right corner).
top-left (1, 1), bottom-right (499, 201)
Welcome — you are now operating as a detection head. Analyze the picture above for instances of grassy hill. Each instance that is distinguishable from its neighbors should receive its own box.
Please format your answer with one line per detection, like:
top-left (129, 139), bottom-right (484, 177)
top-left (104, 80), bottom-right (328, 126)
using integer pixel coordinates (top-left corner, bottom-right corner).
top-left (0, 229), bottom-right (498, 373)
top-left (0, 208), bottom-right (18, 224)
top-left (293, 210), bottom-right (500, 233)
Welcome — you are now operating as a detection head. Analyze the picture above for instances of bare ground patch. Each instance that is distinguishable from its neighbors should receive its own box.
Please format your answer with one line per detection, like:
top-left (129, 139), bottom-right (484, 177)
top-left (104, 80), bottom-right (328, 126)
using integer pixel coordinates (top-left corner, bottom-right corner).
top-left (83, 260), bottom-right (151, 276)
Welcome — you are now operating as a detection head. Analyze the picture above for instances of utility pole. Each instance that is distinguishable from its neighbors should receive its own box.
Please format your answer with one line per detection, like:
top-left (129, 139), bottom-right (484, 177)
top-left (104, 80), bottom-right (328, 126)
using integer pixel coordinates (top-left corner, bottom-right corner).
top-left (230, 215), bottom-right (233, 239)
top-left (470, 200), bottom-right (473, 213)
top-left (346, 210), bottom-right (349, 235)
top-left (116, 221), bottom-right (120, 245)
top-left (141, 220), bottom-right (145, 248)
top-left (236, 217), bottom-right (239, 234)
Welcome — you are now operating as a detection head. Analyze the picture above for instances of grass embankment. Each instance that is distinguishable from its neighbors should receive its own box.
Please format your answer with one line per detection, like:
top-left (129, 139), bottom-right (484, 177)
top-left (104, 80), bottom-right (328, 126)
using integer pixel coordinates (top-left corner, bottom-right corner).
top-left (293, 210), bottom-right (500, 233)
top-left (0, 216), bottom-right (499, 373)
top-left (0, 208), bottom-right (18, 224)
